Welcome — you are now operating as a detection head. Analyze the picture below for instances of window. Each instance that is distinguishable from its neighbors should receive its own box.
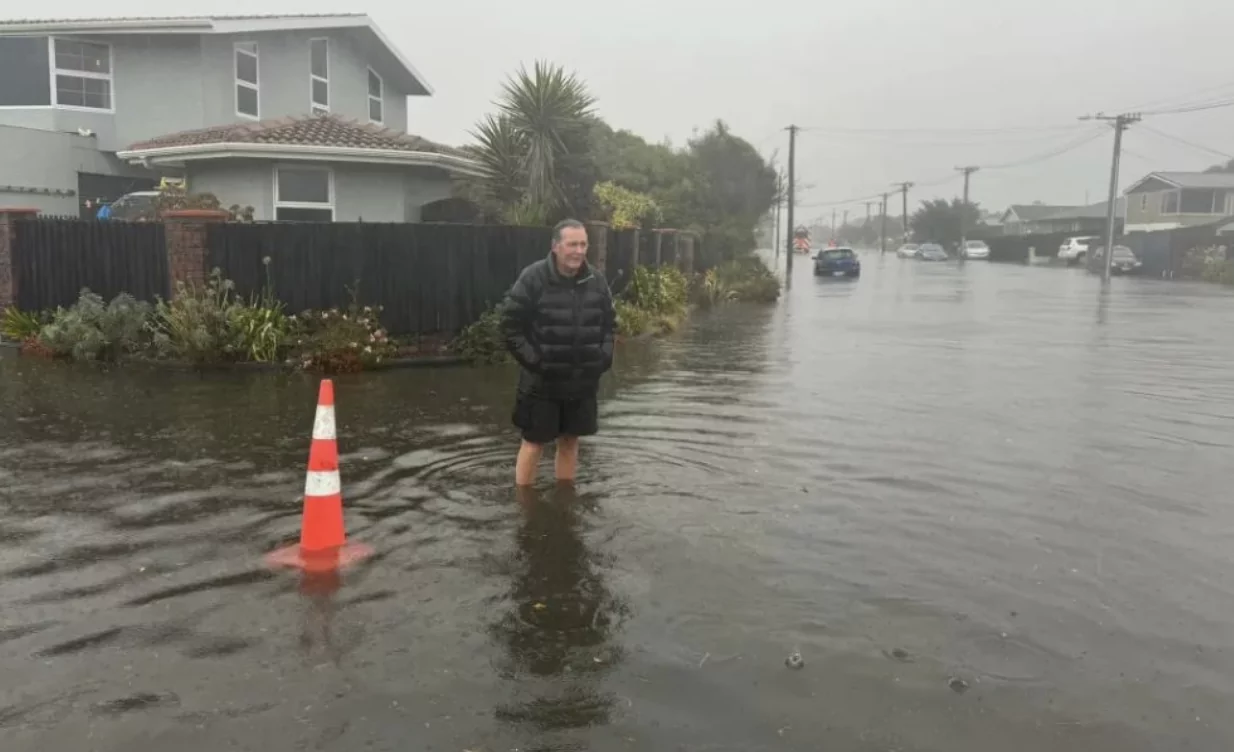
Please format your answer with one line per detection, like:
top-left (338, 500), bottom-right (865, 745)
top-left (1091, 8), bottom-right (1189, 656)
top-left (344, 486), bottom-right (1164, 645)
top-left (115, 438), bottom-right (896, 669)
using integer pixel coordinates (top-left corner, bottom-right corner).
top-left (274, 166), bottom-right (333, 221)
top-left (51, 38), bottom-right (111, 110)
top-left (310, 38), bottom-right (329, 114)
top-left (367, 67), bottom-right (383, 123)
top-left (1161, 190), bottom-right (1179, 214)
top-left (234, 41), bottom-right (259, 118)
top-left (1140, 194), bottom-right (1148, 211)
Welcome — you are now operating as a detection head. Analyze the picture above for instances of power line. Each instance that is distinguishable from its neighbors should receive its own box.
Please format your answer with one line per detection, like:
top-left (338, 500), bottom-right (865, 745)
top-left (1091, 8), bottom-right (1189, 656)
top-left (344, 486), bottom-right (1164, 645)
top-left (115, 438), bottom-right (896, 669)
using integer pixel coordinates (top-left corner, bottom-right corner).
top-left (798, 123), bottom-right (1085, 135)
top-left (981, 128), bottom-right (1108, 170)
top-left (1137, 124), bottom-right (1233, 159)
top-left (1141, 97), bottom-right (1234, 116)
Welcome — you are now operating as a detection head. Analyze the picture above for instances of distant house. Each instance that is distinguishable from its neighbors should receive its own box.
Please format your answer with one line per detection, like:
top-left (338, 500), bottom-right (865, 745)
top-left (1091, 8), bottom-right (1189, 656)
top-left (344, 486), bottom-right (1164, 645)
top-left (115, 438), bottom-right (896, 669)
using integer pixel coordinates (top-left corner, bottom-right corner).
top-left (1123, 172), bottom-right (1234, 233)
top-left (999, 201), bottom-right (1124, 236)
top-left (0, 14), bottom-right (479, 221)
top-left (1000, 205), bottom-right (1078, 235)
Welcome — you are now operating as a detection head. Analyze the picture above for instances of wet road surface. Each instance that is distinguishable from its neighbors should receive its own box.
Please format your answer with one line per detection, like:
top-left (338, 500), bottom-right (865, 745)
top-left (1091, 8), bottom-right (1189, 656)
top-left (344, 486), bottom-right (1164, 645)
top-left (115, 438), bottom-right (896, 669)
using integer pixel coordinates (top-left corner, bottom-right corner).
top-left (2, 253), bottom-right (1233, 751)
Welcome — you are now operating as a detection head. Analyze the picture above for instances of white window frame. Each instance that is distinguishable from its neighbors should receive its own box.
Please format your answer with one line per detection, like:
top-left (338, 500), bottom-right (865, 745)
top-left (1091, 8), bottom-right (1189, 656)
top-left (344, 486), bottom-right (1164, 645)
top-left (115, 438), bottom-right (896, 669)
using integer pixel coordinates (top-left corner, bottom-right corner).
top-left (273, 165), bottom-right (335, 222)
top-left (234, 41), bottom-right (259, 120)
top-left (1161, 190), bottom-right (1179, 215)
top-left (366, 67), bottom-right (384, 124)
top-left (309, 37), bottom-right (329, 115)
top-left (49, 37), bottom-right (114, 113)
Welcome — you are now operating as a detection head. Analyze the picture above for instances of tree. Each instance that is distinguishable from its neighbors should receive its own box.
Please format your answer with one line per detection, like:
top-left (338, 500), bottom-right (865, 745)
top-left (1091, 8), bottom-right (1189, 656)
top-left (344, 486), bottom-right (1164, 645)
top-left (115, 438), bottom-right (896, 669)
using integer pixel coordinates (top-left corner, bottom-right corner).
top-left (910, 198), bottom-right (981, 247)
top-left (1204, 158), bottom-right (1234, 173)
top-left (468, 61), bottom-right (597, 223)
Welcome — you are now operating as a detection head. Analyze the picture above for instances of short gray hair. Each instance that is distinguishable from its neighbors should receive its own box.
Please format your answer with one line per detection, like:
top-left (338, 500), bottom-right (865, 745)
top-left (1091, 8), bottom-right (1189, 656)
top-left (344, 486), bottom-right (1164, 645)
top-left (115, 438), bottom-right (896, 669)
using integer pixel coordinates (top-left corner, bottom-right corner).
top-left (552, 218), bottom-right (586, 244)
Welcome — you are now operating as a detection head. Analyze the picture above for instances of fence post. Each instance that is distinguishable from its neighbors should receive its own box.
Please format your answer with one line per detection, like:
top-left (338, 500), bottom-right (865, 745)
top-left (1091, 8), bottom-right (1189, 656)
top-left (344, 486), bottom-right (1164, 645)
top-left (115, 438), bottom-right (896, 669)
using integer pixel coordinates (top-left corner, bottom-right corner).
top-left (586, 220), bottom-right (609, 273)
top-left (163, 209), bottom-right (229, 296)
top-left (679, 233), bottom-right (695, 275)
top-left (0, 208), bottom-right (39, 310)
top-left (652, 229), bottom-right (664, 267)
top-left (630, 229), bottom-right (641, 267)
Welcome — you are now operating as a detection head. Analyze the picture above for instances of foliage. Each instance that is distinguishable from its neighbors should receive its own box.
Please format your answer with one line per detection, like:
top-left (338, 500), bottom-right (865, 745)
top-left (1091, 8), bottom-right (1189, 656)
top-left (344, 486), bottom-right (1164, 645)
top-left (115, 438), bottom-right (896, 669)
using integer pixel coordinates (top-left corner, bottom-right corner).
top-left (468, 61), bottom-right (597, 221)
top-left (230, 260), bottom-right (291, 362)
top-left (38, 289), bottom-right (151, 361)
top-left (615, 298), bottom-right (655, 337)
top-left (1179, 244), bottom-right (1234, 284)
top-left (149, 269), bottom-right (243, 364)
top-left (715, 255), bottom-right (780, 303)
top-left (910, 198), bottom-right (981, 247)
top-left (593, 181), bottom-right (662, 229)
top-left (691, 267), bottom-right (737, 308)
top-left (2, 306), bottom-right (44, 342)
top-left (154, 185), bottom-right (254, 222)
top-left (291, 298), bottom-right (396, 374)
top-left (450, 307), bottom-right (510, 365)
top-left (626, 265), bottom-right (688, 315)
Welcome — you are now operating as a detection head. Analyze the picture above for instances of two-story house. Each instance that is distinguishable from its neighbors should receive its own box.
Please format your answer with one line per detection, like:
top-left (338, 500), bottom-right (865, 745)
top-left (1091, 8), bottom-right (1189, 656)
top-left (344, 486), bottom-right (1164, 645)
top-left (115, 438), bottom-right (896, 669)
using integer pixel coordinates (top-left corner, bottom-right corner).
top-left (0, 14), bottom-right (480, 221)
top-left (1122, 172), bottom-right (1234, 233)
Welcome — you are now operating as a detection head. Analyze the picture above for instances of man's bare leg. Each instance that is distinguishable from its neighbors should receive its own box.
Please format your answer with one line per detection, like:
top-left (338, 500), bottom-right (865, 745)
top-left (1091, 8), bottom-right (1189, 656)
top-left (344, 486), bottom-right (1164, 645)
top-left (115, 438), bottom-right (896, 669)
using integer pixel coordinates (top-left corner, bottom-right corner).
top-left (555, 435), bottom-right (579, 483)
top-left (516, 441), bottom-right (544, 486)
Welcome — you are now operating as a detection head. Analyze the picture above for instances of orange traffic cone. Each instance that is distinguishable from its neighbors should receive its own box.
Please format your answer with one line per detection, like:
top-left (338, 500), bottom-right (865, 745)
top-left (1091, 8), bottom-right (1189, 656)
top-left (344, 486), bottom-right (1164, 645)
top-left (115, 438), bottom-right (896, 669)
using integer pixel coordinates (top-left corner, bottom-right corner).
top-left (265, 379), bottom-right (373, 573)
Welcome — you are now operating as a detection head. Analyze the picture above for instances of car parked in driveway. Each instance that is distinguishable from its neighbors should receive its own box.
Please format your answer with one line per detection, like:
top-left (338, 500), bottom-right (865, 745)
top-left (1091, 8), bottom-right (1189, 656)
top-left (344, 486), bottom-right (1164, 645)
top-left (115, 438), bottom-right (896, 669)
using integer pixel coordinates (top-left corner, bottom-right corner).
top-left (961, 240), bottom-right (990, 259)
top-left (1090, 245), bottom-right (1142, 275)
top-left (896, 243), bottom-right (920, 258)
top-left (814, 247), bottom-right (860, 278)
top-left (1059, 236), bottom-right (1097, 265)
top-left (918, 243), bottom-right (948, 261)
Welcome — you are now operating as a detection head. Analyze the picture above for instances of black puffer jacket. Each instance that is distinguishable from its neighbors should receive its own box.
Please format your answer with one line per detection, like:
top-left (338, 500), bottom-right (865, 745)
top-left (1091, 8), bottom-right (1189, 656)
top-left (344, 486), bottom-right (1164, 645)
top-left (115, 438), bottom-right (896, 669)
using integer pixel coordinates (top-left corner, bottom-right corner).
top-left (500, 253), bottom-right (616, 398)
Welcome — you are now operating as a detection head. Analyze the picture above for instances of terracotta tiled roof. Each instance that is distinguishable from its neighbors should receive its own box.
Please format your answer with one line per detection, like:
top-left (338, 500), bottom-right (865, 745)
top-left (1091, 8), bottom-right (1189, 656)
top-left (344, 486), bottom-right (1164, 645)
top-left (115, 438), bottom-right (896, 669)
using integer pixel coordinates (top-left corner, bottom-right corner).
top-left (0, 13), bottom-right (362, 25)
top-left (126, 114), bottom-right (466, 157)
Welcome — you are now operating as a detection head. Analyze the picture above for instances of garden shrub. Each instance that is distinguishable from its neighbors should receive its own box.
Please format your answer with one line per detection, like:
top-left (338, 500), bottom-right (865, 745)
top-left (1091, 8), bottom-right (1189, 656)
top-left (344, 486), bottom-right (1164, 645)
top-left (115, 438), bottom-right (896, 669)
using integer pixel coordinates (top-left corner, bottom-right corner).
top-left (149, 269), bottom-right (242, 365)
top-left (291, 304), bottom-right (396, 373)
top-left (451, 307), bottom-right (510, 365)
top-left (38, 289), bottom-right (151, 361)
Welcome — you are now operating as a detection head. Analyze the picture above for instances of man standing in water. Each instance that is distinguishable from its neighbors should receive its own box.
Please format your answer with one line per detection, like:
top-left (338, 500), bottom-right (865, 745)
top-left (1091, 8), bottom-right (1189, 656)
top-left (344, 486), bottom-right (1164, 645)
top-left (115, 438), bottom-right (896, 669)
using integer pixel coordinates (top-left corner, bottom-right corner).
top-left (501, 219), bottom-right (616, 486)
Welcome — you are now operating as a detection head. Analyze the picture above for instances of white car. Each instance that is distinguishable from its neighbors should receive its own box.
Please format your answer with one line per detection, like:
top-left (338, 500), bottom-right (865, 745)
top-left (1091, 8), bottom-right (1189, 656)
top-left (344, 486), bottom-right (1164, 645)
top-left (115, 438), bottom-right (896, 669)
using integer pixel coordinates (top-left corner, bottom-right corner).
top-left (896, 243), bottom-right (920, 258)
top-left (1058, 236), bottom-right (1097, 265)
top-left (961, 240), bottom-right (990, 259)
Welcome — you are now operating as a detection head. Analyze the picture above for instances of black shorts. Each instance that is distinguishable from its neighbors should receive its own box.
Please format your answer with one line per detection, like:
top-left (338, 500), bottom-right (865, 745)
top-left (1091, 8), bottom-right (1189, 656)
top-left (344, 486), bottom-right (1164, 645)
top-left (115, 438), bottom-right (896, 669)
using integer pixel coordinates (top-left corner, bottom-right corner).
top-left (512, 392), bottom-right (599, 445)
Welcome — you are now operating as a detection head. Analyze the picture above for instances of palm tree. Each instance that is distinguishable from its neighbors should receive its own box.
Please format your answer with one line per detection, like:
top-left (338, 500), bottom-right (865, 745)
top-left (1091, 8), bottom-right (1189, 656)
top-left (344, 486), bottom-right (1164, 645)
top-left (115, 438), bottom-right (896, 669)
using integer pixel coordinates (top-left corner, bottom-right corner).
top-left (470, 61), bottom-right (596, 222)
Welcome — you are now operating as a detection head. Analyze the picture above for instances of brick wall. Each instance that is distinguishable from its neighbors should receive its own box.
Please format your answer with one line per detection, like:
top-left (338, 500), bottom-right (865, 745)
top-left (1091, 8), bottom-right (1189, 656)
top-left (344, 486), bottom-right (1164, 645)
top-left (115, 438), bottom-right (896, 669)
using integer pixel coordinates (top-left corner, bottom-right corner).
top-left (0, 208), bottom-right (40, 310)
top-left (162, 209), bottom-right (229, 294)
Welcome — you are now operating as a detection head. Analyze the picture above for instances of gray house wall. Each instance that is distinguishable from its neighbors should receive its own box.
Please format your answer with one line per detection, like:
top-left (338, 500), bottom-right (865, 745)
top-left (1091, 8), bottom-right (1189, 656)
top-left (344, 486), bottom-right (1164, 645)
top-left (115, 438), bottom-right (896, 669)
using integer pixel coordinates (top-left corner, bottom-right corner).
top-left (0, 29), bottom-right (414, 155)
top-left (0, 123), bottom-right (158, 214)
top-left (188, 160), bottom-right (452, 222)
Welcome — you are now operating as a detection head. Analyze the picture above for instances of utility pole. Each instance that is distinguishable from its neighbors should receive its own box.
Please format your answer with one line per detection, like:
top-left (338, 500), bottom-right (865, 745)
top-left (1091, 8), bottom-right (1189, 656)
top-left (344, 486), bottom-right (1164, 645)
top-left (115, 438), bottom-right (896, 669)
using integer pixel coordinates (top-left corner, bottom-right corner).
top-left (831, 209), bottom-right (837, 241)
top-left (893, 182), bottom-right (913, 244)
top-left (789, 124), bottom-right (799, 280)
top-left (1081, 112), bottom-right (1140, 283)
top-left (773, 168), bottom-right (783, 269)
top-left (880, 193), bottom-right (889, 253)
top-left (842, 209), bottom-right (849, 242)
top-left (956, 166), bottom-right (979, 258)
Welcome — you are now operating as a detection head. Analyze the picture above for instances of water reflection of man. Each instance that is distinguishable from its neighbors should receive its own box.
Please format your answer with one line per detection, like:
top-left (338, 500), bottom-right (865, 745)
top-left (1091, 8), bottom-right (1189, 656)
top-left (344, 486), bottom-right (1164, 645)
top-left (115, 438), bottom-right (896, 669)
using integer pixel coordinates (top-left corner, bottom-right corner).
top-left (500, 219), bottom-right (616, 486)
top-left (489, 485), bottom-right (627, 733)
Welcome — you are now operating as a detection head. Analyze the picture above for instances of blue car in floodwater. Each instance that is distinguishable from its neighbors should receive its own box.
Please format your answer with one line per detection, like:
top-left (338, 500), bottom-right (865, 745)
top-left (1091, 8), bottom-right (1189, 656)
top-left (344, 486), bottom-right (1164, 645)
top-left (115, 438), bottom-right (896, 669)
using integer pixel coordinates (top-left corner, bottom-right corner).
top-left (917, 243), bottom-right (949, 261)
top-left (814, 247), bottom-right (861, 278)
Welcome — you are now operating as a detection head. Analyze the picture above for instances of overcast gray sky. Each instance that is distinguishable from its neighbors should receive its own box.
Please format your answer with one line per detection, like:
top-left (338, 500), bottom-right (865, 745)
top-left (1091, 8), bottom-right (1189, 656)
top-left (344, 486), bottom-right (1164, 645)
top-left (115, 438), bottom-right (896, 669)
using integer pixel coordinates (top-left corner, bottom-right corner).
top-left (35, 0), bottom-right (1234, 216)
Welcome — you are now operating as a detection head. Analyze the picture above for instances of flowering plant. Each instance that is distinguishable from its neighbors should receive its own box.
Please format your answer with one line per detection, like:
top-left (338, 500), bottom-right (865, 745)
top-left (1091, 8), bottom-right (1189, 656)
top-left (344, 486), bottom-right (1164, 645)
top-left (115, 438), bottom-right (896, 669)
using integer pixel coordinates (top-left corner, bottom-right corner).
top-left (289, 303), bottom-right (396, 373)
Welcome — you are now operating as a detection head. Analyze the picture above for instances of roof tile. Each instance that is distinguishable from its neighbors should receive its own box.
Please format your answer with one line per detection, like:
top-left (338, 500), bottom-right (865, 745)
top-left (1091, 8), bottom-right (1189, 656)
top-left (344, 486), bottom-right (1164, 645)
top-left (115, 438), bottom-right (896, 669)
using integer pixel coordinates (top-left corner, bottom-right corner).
top-left (126, 114), bottom-right (466, 157)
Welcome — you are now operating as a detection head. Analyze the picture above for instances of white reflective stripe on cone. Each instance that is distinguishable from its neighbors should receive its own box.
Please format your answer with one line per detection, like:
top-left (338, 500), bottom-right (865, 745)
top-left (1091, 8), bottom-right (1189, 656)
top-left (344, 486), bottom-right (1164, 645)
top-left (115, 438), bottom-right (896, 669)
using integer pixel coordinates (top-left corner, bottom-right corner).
top-left (312, 406), bottom-right (337, 441)
top-left (304, 470), bottom-right (341, 497)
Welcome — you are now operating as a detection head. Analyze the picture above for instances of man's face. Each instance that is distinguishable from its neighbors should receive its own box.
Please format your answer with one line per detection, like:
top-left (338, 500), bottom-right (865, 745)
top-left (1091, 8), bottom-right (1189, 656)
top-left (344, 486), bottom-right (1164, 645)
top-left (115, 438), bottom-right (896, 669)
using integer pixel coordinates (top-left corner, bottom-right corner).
top-left (552, 226), bottom-right (589, 274)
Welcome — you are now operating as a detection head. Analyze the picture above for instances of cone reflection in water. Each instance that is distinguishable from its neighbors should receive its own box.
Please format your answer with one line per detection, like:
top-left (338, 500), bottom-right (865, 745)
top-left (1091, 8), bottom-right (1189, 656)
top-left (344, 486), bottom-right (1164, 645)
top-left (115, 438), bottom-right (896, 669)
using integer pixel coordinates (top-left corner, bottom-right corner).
top-left (265, 379), bottom-right (372, 572)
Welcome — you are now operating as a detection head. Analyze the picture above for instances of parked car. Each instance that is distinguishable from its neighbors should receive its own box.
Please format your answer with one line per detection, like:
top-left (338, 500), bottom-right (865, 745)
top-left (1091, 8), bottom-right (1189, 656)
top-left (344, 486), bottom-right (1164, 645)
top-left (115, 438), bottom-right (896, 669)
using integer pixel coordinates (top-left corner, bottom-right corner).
top-left (961, 240), bottom-right (990, 259)
top-left (814, 247), bottom-right (860, 278)
top-left (101, 191), bottom-right (162, 221)
top-left (1058, 236), bottom-right (1097, 266)
top-left (918, 243), bottom-right (948, 261)
top-left (1090, 245), bottom-right (1142, 275)
top-left (896, 243), bottom-right (920, 258)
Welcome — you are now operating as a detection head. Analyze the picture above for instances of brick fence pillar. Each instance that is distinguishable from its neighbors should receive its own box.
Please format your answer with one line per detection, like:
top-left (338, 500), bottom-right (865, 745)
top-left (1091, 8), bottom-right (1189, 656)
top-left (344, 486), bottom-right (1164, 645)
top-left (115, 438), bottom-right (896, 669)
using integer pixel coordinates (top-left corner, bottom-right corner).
top-left (586, 220), bottom-right (609, 274)
top-left (163, 209), bottom-right (229, 296)
top-left (0, 208), bottom-right (40, 310)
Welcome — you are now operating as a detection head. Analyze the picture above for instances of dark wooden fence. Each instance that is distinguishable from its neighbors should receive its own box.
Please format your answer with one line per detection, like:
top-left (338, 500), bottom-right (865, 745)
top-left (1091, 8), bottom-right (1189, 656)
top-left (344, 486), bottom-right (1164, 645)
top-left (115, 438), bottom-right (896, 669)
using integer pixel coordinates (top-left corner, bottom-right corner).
top-left (13, 218), bottom-right (168, 310)
top-left (208, 222), bottom-right (552, 334)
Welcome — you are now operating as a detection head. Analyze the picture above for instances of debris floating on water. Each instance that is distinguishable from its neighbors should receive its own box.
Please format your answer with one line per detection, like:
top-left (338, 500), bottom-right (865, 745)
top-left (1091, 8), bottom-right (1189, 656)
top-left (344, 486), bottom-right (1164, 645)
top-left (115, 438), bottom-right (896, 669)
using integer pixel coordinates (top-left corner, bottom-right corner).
top-left (948, 676), bottom-right (970, 693)
top-left (785, 652), bottom-right (805, 670)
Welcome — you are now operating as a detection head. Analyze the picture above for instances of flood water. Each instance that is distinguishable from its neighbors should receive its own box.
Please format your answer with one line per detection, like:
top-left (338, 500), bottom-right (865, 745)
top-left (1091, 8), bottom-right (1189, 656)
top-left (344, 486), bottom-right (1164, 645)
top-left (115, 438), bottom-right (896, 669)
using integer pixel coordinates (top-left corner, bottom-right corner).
top-left (2, 254), bottom-right (1233, 751)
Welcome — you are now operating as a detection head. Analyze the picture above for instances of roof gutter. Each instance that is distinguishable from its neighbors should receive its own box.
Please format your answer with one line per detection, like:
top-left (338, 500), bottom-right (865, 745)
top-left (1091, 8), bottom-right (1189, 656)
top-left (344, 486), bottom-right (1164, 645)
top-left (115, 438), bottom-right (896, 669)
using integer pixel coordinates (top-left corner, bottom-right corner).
top-left (116, 141), bottom-right (485, 178)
